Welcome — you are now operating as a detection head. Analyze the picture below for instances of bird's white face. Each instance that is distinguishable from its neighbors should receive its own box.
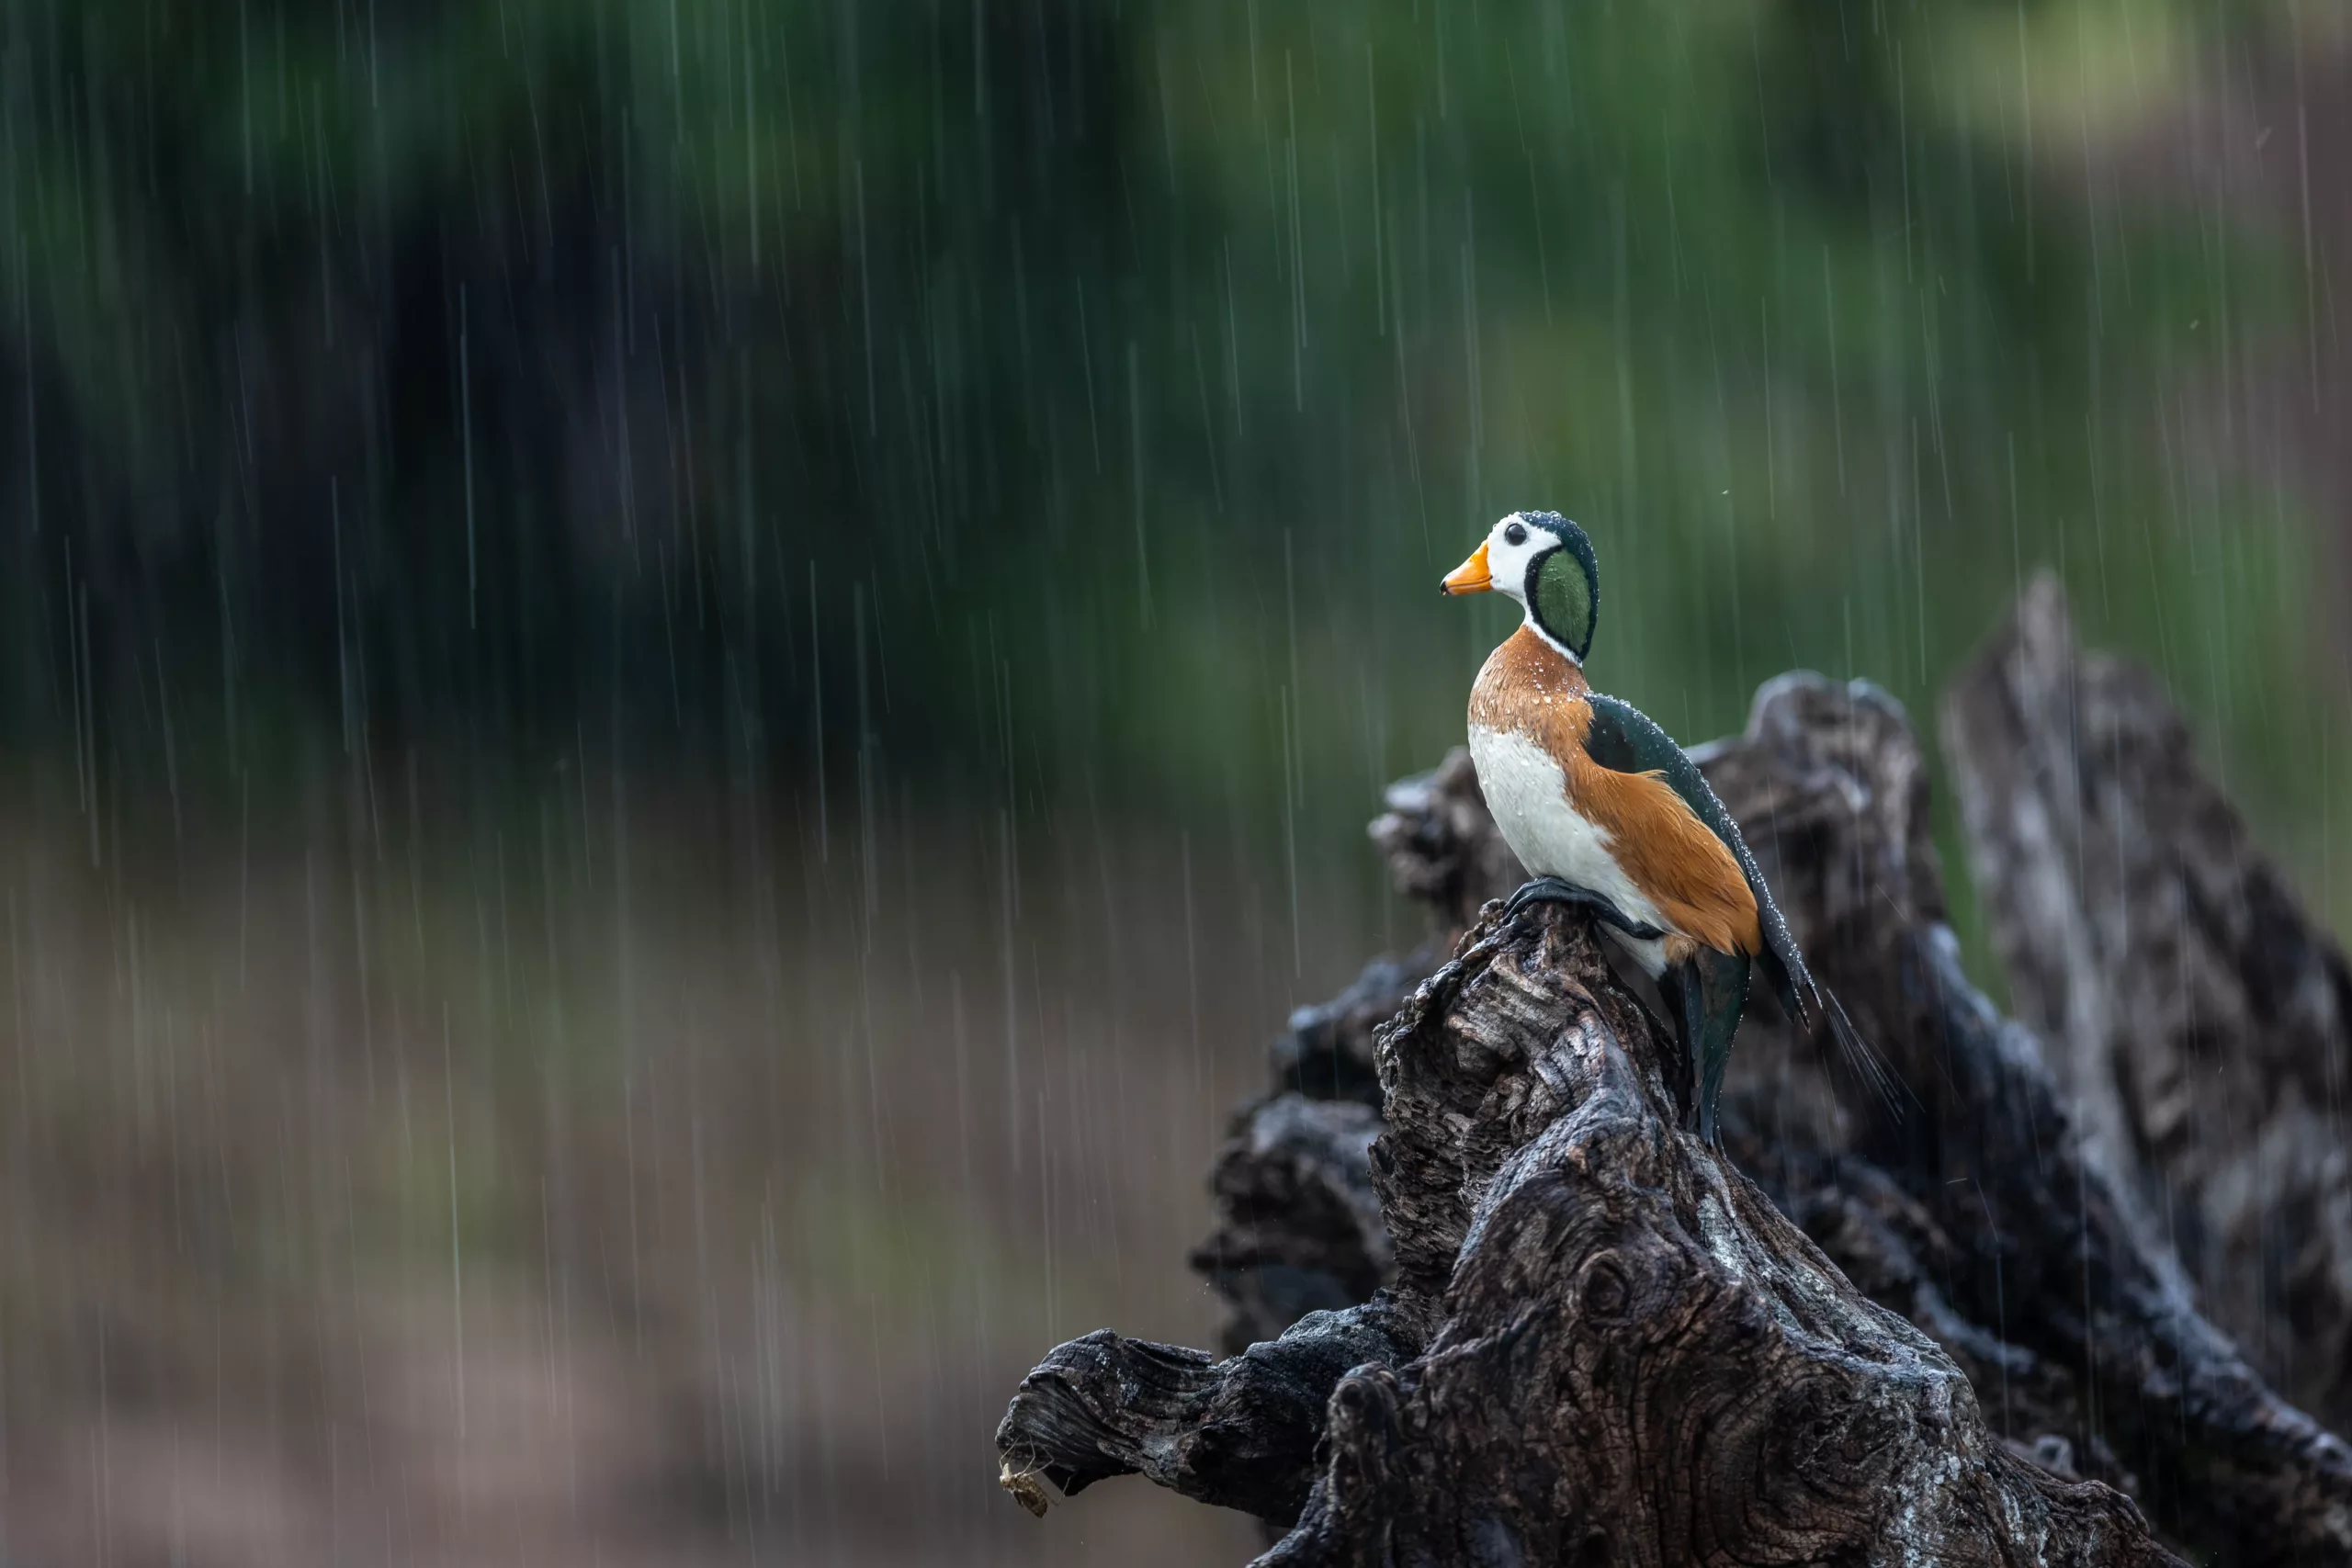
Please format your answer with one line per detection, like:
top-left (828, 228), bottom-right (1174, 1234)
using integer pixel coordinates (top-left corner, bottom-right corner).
top-left (1441, 513), bottom-right (1564, 607)
top-left (1485, 513), bottom-right (1560, 608)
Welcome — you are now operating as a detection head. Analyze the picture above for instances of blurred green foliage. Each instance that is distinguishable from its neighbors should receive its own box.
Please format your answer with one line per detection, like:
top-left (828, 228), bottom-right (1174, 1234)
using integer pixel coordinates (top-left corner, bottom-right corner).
top-left (0, 0), bottom-right (2335, 885)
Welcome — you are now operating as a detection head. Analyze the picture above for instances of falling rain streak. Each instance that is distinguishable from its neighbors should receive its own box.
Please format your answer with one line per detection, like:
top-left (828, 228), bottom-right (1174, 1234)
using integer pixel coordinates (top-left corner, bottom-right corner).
top-left (0, 2), bottom-right (2344, 1563)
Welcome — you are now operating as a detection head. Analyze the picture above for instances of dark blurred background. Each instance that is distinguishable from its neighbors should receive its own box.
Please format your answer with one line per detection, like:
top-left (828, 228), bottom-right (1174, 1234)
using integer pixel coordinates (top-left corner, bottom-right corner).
top-left (0, 1), bottom-right (2346, 1562)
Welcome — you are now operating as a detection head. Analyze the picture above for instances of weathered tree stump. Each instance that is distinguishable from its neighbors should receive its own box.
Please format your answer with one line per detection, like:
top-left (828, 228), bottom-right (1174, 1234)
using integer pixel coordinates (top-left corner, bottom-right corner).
top-left (995, 604), bottom-right (2352, 1565)
top-left (1003, 893), bottom-right (2179, 1562)
top-left (1942, 572), bottom-right (2352, 1433)
top-left (1703, 673), bottom-right (2352, 1563)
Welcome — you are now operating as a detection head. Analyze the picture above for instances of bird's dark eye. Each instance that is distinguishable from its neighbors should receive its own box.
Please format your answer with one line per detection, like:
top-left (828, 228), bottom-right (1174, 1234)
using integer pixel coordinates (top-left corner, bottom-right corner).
top-left (1503, 522), bottom-right (1528, 547)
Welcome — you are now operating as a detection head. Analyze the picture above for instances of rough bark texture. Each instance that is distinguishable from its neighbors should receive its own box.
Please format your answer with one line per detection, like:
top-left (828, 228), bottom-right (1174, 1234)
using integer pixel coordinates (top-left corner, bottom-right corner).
top-left (1004, 899), bottom-right (2178, 1564)
top-left (993, 1301), bottom-right (1415, 1526)
top-left (1942, 571), bottom-right (2352, 1432)
top-left (995, 609), bottom-right (2352, 1566)
top-left (1703, 675), bottom-right (2352, 1562)
top-left (1189, 1093), bottom-right (1393, 1355)
top-left (1304, 908), bottom-right (2181, 1565)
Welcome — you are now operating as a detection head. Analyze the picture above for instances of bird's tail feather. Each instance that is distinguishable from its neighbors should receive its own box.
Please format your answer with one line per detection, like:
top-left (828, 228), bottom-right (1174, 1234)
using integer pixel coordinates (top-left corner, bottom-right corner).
top-left (1813, 985), bottom-right (1905, 1119)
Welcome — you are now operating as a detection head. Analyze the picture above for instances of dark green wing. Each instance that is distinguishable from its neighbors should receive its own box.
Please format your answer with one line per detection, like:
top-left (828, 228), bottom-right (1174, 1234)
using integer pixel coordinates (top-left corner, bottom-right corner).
top-left (1583, 694), bottom-right (1896, 1112)
top-left (1581, 694), bottom-right (1804, 996)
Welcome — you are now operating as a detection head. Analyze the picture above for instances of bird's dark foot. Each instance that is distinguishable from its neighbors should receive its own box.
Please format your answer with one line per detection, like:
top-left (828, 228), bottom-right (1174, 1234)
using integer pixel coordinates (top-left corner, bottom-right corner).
top-left (1499, 877), bottom-right (1667, 942)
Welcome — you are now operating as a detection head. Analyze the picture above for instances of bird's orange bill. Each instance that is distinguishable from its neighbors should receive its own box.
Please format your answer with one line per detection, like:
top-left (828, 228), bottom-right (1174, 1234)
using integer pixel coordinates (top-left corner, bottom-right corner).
top-left (1441, 541), bottom-right (1492, 595)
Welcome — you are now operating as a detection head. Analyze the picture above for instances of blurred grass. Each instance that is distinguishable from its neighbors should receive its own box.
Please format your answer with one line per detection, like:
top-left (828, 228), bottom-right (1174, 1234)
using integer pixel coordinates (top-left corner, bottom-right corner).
top-left (0, 781), bottom-right (1340, 1562)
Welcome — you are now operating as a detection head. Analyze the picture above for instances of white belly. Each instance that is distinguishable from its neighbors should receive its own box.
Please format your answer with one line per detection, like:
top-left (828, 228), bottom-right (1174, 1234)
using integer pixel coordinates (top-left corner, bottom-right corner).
top-left (1468, 723), bottom-right (1672, 975)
